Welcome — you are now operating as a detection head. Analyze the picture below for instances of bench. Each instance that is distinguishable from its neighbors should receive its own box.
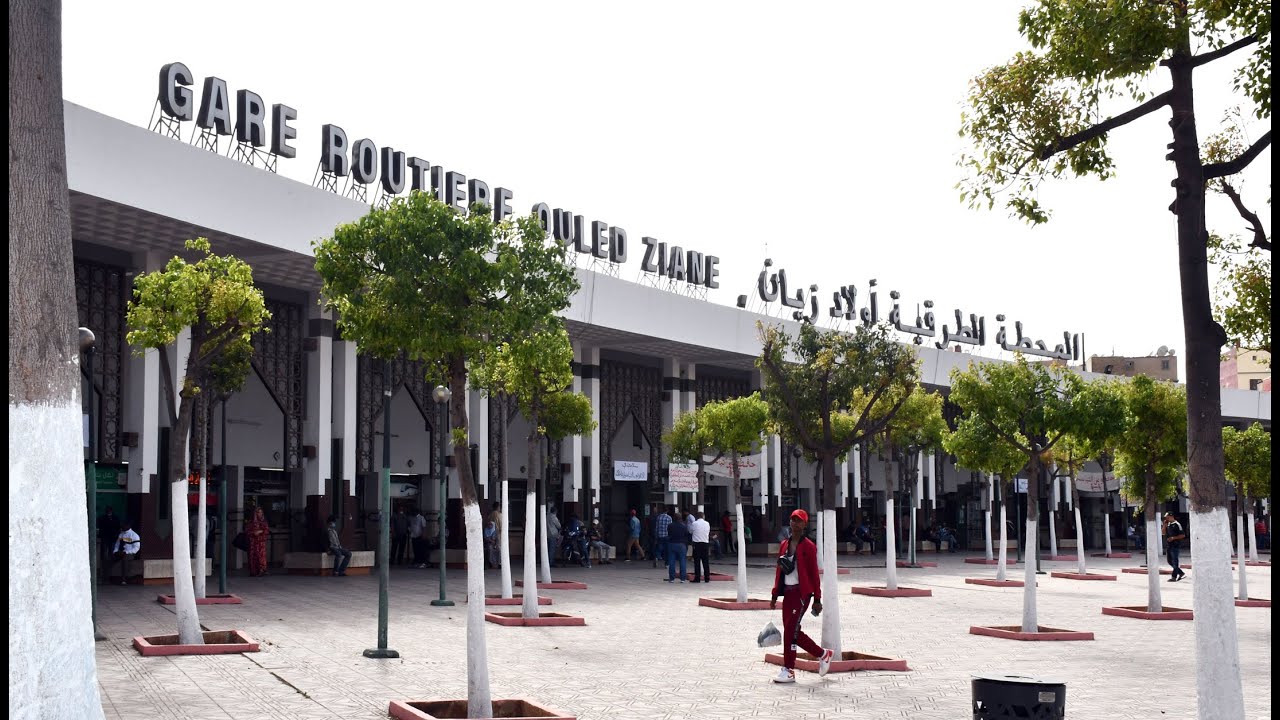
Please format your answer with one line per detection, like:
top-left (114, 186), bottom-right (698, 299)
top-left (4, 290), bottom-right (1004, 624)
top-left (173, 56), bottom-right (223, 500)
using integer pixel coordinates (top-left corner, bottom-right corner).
top-left (1060, 538), bottom-right (1077, 549)
top-left (284, 550), bottom-right (375, 575)
top-left (920, 541), bottom-right (952, 552)
top-left (140, 558), bottom-right (212, 585)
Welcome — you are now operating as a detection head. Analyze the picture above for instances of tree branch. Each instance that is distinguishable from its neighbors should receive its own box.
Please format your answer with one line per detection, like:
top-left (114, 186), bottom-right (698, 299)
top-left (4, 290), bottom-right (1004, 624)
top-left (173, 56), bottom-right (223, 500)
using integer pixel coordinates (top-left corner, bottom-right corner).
top-left (1038, 92), bottom-right (1172, 160)
top-left (1204, 131), bottom-right (1272, 180)
top-left (759, 347), bottom-right (818, 449)
top-left (1187, 35), bottom-right (1258, 68)
top-left (1219, 181), bottom-right (1272, 251)
top-left (157, 345), bottom-right (179, 427)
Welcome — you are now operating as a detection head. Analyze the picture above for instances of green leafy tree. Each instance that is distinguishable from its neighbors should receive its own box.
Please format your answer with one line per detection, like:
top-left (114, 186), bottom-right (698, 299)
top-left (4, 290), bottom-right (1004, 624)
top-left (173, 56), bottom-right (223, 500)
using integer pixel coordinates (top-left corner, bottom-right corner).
top-left (947, 355), bottom-right (1091, 631)
top-left (1050, 379), bottom-right (1126, 575)
top-left (945, 402), bottom-right (1028, 580)
top-left (126, 238), bottom-right (270, 645)
top-left (667, 393), bottom-right (769, 603)
top-left (758, 321), bottom-right (918, 654)
top-left (1223, 423), bottom-right (1270, 592)
top-left (1113, 375), bottom-right (1187, 612)
top-left (958, 5), bottom-right (1269, 706)
top-left (314, 191), bottom-right (577, 718)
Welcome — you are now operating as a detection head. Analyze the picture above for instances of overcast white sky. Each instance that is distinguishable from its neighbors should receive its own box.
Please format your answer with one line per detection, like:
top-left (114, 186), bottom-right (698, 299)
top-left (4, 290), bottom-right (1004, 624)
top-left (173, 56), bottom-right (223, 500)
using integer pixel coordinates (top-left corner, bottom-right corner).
top-left (61, 1), bottom-right (1271, 376)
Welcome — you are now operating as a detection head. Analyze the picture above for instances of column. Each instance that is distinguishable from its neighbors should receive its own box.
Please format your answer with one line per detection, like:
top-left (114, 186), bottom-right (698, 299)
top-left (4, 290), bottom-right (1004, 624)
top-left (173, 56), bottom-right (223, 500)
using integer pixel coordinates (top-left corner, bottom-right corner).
top-left (475, 389), bottom-right (489, 501)
top-left (124, 346), bottom-right (159, 494)
top-left (569, 343), bottom-right (585, 503)
top-left (586, 347), bottom-right (601, 520)
top-left (331, 338), bottom-right (357, 543)
top-left (661, 357), bottom-right (681, 506)
top-left (303, 309), bottom-right (333, 498)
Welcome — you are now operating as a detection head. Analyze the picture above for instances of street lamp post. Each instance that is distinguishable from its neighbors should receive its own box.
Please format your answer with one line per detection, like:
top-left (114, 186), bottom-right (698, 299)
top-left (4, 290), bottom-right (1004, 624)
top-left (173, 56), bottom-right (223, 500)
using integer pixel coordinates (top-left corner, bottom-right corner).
top-left (364, 360), bottom-right (399, 659)
top-left (431, 385), bottom-right (454, 607)
top-left (79, 327), bottom-right (105, 642)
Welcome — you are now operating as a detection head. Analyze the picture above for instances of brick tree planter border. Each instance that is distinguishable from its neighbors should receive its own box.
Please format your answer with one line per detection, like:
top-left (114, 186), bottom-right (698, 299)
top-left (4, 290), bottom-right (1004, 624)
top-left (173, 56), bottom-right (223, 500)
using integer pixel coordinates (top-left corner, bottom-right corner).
top-left (965, 558), bottom-right (1018, 565)
top-left (850, 585), bottom-right (933, 598)
top-left (817, 568), bottom-right (851, 575)
top-left (389, 698), bottom-right (575, 720)
top-left (698, 597), bottom-right (773, 610)
top-left (965, 578), bottom-right (1025, 588)
top-left (895, 560), bottom-right (938, 568)
top-left (1102, 605), bottom-right (1193, 620)
top-left (1244, 561), bottom-right (1271, 567)
top-left (132, 629), bottom-right (260, 656)
top-left (969, 625), bottom-right (1094, 641)
top-left (1092, 552), bottom-right (1132, 558)
top-left (484, 612), bottom-right (585, 627)
top-left (1121, 566), bottom-right (1189, 575)
top-left (1235, 598), bottom-right (1271, 608)
top-left (685, 572), bottom-right (735, 582)
top-left (1050, 572), bottom-right (1117, 581)
top-left (764, 650), bottom-right (909, 673)
top-left (156, 593), bottom-right (243, 605)
top-left (515, 580), bottom-right (588, 590)
top-left (481, 595), bottom-right (552, 606)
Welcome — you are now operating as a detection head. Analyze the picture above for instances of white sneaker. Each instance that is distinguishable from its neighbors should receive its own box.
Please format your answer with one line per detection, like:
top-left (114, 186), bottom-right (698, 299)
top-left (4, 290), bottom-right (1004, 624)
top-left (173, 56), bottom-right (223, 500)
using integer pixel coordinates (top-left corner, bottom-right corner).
top-left (818, 648), bottom-right (835, 677)
top-left (773, 667), bottom-right (796, 683)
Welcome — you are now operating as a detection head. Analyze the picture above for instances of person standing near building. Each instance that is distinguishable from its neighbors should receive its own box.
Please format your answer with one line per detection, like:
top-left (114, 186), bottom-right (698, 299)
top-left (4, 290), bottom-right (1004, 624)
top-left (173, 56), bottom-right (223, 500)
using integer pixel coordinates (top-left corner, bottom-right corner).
top-left (390, 506), bottom-right (409, 565)
top-left (98, 505), bottom-right (120, 582)
top-left (1163, 514), bottom-right (1187, 582)
top-left (409, 507), bottom-right (428, 568)
top-left (664, 511), bottom-right (690, 583)
top-left (623, 509), bottom-right (645, 562)
top-left (720, 510), bottom-right (735, 555)
top-left (246, 507), bottom-right (270, 577)
top-left (653, 505), bottom-right (672, 569)
top-left (111, 519), bottom-right (141, 585)
top-left (769, 509), bottom-right (834, 683)
top-left (547, 506), bottom-right (562, 566)
top-left (690, 511), bottom-right (712, 582)
top-left (488, 502), bottom-right (503, 569)
top-left (326, 515), bottom-right (351, 576)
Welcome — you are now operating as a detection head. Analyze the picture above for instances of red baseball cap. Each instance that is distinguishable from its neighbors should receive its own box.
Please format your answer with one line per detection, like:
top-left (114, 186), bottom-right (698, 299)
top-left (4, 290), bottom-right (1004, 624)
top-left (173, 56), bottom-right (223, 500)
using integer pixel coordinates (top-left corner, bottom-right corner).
top-left (790, 509), bottom-right (809, 523)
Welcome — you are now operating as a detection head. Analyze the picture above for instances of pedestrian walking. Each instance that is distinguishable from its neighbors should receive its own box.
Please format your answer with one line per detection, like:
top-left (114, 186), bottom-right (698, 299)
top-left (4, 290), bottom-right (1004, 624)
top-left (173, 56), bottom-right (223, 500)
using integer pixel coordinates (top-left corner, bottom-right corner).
top-left (664, 510), bottom-right (690, 583)
top-left (769, 509), bottom-right (834, 683)
top-left (390, 506), bottom-right (409, 565)
top-left (1163, 514), bottom-right (1187, 582)
top-left (488, 502), bottom-right (503, 569)
top-left (111, 519), bottom-right (141, 585)
top-left (653, 505), bottom-right (672, 569)
top-left (690, 511), bottom-right (712, 582)
top-left (409, 507), bottom-right (428, 568)
top-left (623, 508), bottom-right (646, 561)
top-left (246, 507), bottom-right (270, 577)
top-left (326, 514), bottom-right (351, 576)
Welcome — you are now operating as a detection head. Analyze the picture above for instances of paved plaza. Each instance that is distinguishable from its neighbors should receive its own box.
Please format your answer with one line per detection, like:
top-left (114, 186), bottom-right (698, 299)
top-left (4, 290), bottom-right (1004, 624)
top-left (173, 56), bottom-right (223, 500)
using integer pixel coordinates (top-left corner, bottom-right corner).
top-left (95, 552), bottom-right (1271, 719)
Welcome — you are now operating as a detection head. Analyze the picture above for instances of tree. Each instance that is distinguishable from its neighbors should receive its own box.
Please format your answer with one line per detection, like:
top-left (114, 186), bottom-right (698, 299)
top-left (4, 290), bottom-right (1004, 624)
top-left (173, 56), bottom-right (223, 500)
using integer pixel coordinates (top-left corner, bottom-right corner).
top-left (959, 4), bottom-right (1269, 710)
top-left (1222, 423), bottom-right (1270, 599)
top-left (947, 356), bottom-right (1092, 632)
top-left (126, 238), bottom-right (269, 645)
top-left (667, 393), bottom-right (770, 603)
top-left (758, 322), bottom-right (917, 655)
top-left (1050, 379), bottom-right (1126, 575)
top-left (537, 390), bottom-right (595, 584)
top-left (9, 0), bottom-right (104, 714)
top-left (1113, 375), bottom-right (1187, 613)
top-left (314, 191), bottom-right (577, 719)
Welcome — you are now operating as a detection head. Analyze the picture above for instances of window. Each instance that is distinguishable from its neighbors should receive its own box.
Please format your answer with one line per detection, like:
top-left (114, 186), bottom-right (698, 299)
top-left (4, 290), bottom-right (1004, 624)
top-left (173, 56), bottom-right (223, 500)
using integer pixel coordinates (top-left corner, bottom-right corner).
top-left (1161, 359), bottom-right (1170, 370)
top-left (1249, 379), bottom-right (1262, 390)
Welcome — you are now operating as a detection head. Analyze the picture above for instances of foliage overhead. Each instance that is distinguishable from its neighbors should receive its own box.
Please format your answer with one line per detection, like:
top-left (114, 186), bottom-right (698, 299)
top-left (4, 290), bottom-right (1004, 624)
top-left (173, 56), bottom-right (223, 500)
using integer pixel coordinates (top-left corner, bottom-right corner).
top-left (1222, 422), bottom-right (1271, 500)
top-left (1050, 377), bottom-right (1127, 476)
top-left (1113, 375), bottom-right (1188, 506)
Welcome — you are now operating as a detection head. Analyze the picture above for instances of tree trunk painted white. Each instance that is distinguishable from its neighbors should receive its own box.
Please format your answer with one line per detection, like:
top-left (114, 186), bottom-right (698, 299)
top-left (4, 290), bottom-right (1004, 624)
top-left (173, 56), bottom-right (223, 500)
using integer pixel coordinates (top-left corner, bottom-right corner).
top-left (1246, 509), bottom-right (1259, 563)
top-left (819, 508), bottom-right (841, 656)
top-left (908, 504), bottom-right (917, 563)
top-left (170, 479), bottom-right (203, 644)
top-left (538, 503), bottom-right (552, 585)
top-left (1020, 519), bottom-right (1038, 633)
top-left (463, 501), bottom-right (493, 719)
top-left (195, 474), bottom-right (207, 598)
top-left (1145, 518), bottom-right (1163, 613)
top-left (734, 502), bottom-right (748, 603)
top-left (984, 509), bottom-right (993, 562)
top-left (1190, 507), bottom-right (1245, 720)
top-left (884, 495), bottom-right (898, 590)
top-left (996, 502), bottom-right (1008, 582)
top-left (1234, 511), bottom-right (1249, 601)
top-left (521, 488), bottom-right (539, 618)
top-left (9, 403), bottom-right (106, 718)
top-left (815, 512), bottom-right (825, 568)
top-left (1073, 506), bottom-right (1087, 575)
top-left (1048, 511), bottom-right (1058, 558)
top-left (499, 480), bottom-right (512, 599)
top-left (1104, 512), bottom-right (1113, 556)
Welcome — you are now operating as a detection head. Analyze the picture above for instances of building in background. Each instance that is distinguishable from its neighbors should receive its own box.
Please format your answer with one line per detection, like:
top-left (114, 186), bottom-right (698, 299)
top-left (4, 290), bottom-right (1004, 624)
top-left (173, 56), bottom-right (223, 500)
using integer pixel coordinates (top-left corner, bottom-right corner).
top-left (1221, 347), bottom-right (1272, 391)
top-left (1090, 347), bottom-right (1179, 382)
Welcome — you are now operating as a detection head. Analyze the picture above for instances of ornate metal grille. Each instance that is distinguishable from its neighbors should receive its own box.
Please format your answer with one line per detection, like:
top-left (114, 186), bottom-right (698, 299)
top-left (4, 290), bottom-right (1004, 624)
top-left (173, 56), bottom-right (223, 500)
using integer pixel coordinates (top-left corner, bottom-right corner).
top-left (252, 300), bottom-right (305, 470)
top-left (75, 259), bottom-right (126, 463)
top-left (599, 360), bottom-right (662, 488)
top-left (695, 372), bottom-right (750, 409)
top-left (355, 354), bottom-right (432, 474)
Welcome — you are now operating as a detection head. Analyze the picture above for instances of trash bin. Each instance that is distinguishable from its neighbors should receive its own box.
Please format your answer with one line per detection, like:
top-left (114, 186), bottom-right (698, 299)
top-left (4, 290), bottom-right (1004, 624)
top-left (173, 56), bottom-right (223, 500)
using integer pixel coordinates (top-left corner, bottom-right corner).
top-left (972, 673), bottom-right (1066, 719)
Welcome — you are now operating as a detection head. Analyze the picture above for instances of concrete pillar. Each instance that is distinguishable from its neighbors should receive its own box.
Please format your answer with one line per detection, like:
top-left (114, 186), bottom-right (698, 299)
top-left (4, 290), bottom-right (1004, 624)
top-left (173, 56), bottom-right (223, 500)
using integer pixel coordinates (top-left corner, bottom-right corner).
top-left (569, 343), bottom-right (585, 502)
top-left (475, 389), bottom-right (489, 501)
top-left (303, 309), bottom-right (333, 498)
top-left (662, 357), bottom-right (681, 505)
top-left (331, 340), bottom-right (357, 498)
top-left (587, 347), bottom-right (601, 520)
top-left (125, 346), bottom-right (159, 494)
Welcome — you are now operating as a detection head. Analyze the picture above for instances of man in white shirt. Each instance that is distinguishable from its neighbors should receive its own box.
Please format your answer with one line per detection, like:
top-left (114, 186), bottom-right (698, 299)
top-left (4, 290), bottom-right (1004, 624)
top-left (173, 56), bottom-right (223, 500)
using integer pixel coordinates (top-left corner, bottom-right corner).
top-left (690, 511), bottom-right (713, 582)
top-left (409, 508), bottom-right (428, 568)
top-left (112, 520), bottom-right (141, 585)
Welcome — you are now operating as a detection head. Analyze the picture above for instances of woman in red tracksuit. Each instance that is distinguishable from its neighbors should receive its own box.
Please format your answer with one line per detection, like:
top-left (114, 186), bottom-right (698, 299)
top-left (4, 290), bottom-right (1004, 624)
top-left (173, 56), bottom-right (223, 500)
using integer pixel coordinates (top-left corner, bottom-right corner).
top-left (770, 509), bottom-right (834, 683)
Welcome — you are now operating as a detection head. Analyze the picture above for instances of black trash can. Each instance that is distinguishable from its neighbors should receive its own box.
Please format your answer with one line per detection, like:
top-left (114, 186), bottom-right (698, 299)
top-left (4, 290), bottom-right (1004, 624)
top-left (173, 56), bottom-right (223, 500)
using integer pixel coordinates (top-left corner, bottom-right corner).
top-left (972, 673), bottom-right (1066, 719)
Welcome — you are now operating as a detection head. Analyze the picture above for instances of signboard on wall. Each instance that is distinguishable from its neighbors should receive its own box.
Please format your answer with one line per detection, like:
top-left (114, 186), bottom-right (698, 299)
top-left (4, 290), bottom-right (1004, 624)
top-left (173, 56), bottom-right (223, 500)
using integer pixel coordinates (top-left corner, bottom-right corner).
top-left (614, 461), bottom-right (648, 482)
top-left (1073, 472), bottom-right (1120, 493)
top-left (669, 463), bottom-right (699, 493)
top-left (704, 453), bottom-right (762, 479)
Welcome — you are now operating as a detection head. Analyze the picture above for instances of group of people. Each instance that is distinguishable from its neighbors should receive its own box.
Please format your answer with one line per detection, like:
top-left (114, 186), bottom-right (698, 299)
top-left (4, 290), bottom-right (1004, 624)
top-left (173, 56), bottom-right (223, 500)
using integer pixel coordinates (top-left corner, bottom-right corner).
top-left (390, 506), bottom-right (443, 569)
top-left (645, 506), bottom-right (716, 583)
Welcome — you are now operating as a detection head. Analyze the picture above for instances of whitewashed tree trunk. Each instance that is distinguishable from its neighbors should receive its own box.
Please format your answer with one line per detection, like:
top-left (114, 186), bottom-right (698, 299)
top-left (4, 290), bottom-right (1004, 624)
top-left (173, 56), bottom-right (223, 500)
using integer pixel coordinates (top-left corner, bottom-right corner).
top-left (170, 480), bottom-right (203, 644)
top-left (1048, 511), bottom-right (1058, 558)
top-left (538, 503), bottom-right (552, 585)
top-left (1104, 513), bottom-right (1113, 556)
top-left (1235, 511), bottom-right (1249, 601)
top-left (815, 513), bottom-right (825, 568)
top-left (909, 505), bottom-right (917, 562)
top-left (734, 502), bottom-right (748, 603)
top-left (819, 508), bottom-right (841, 656)
top-left (499, 480), bottom-right (512, 599)
top-left (996, 503), bottom-right (1008, 581)
top-left (1246, 509), bottom-right (1259, 563)
top-left (1074, 506), bottom-right (1087, 575)
top-left (1020, 519), bottom-right (1038, 633)
top-left (195, 474), bottom-right (207, 598)
top-left (1145, 518), bottom-right (1163, 613)
top-left (984, 509), bottom-right (993, 562)
top-left (1190, 508), bottom-right (1245, 720)
top-left (521, 489), bottom-right (539, 618)
top-left (884, 496), bottom-right (898, 590)
top-left (463, 502), bottom-right (492, 719)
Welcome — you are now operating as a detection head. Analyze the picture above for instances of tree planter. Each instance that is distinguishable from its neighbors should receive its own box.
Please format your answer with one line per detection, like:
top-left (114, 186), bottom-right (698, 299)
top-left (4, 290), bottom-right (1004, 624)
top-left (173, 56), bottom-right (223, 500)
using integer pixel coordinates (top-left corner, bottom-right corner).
top-left (484, 612), bottom-right (584, 627)
top-left (698, 597), bottom-right (772, 610)
top-left (1244, 560), bottom-right (1270, 567)
top-left (850, 585), bottom-right (932, 597)
top-left (1235, 598), bottom-right (1270, 608)
top-left (482, 595), bottom-right (551, 606)
top-left (389, 698), bottom-right (574, 720)
top-left (1091, 552), bottom-right (1131, 558)
top-left (895, 560), bottom-right (938, 568)
top-left (969, 625), bottom-right (1094, 641)
top-left (515, 580), bottom-right (587, 590)
top-left (685, 572), bottom-right (734, 582)
top-left (965, 578), bottom-right (1026, 588)
top-left (156, 593), bottom-right (243, 605)
top-left (1102, 605), bottom-right (1193, 620)
top-left (1050, 572), bottom-right (1117, 581)
top-left (764, 650), bottom-right (909, 673)
top-left (817, 567), bottom-right (850, 575)
top-left (1121, 566), bottom-right (1189, 575)
top-left (132, 630), bottom-right (259, 656)
top-left (965, 557), bottom-right (1017, 564)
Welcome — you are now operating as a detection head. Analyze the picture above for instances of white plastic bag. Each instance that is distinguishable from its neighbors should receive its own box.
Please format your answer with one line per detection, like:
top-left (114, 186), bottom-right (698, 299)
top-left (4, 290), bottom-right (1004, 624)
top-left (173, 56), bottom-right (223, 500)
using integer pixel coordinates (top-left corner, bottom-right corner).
top-left (757, 620), bottom-right (782, 648)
